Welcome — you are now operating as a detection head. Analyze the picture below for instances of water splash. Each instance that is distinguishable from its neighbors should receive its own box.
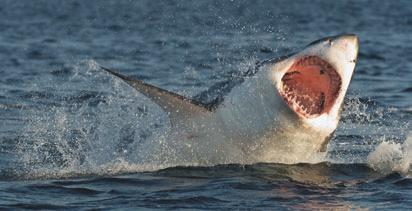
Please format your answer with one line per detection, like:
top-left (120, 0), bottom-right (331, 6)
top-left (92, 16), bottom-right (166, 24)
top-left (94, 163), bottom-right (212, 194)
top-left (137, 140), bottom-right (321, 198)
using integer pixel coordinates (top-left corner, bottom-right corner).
top-left (328, 95), bottom-right (410, 165)
top-left (13, 59), bottom-right (411, 180)
top-left (16, 60), bottom-right (169, 179)
top-left (367, 134), bottom-right (412, 175)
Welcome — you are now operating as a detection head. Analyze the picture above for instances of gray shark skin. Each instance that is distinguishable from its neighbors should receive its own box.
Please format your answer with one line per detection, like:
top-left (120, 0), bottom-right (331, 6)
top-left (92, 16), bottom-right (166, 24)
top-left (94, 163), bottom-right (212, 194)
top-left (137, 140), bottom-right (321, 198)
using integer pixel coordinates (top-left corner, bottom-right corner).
top-left (101, 34), bottom-right (359, 164)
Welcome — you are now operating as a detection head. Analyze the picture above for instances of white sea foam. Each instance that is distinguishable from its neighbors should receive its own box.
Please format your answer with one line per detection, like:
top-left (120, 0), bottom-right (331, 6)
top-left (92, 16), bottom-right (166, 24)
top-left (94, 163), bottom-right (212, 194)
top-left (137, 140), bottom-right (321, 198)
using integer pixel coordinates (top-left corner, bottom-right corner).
top-left (17, 60), bottom-right (170, 179)
top-left (367, 134), bottom-right (412, 175)
top-left (21, 158), bottom-right (185, 180)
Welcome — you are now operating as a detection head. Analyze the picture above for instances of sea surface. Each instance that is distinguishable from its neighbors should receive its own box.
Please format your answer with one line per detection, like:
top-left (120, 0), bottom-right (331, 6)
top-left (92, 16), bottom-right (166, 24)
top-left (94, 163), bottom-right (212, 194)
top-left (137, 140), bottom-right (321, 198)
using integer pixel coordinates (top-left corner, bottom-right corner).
top-left (0, 0), bottom-right (411, 210)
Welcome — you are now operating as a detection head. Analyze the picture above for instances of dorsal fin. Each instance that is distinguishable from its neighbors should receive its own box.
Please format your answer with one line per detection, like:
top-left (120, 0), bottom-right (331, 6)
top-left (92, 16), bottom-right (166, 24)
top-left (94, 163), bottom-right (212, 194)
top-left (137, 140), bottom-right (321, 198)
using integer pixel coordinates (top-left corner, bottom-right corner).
top-left (100, 66), bottom-right (212, 123)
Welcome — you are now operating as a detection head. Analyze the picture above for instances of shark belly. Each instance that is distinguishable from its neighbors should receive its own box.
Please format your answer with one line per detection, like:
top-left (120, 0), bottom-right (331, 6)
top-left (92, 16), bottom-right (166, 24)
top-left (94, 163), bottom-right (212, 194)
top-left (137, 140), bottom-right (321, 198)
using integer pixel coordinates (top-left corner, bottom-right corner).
top-left (173, 69), bottom-right (329, 164)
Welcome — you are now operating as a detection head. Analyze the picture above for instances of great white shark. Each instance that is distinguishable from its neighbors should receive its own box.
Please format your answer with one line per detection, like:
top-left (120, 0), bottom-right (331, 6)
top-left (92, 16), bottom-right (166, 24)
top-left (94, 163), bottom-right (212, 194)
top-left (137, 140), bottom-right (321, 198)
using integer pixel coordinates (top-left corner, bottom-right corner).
top-left (101, 34), bottom-right (359, 164)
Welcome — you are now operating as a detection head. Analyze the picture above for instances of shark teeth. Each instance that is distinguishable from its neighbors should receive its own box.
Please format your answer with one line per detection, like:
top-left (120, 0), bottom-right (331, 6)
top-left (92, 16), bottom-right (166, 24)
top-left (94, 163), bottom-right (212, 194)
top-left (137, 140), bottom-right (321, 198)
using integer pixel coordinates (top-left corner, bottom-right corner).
top-left (280, 55), bottom-right (342, 118)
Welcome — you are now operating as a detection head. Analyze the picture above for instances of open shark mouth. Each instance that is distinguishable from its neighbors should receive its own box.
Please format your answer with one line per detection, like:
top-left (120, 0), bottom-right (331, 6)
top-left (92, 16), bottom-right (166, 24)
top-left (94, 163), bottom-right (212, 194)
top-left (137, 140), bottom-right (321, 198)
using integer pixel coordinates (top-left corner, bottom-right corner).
top-left (280, 56), bottom-right (342, 118)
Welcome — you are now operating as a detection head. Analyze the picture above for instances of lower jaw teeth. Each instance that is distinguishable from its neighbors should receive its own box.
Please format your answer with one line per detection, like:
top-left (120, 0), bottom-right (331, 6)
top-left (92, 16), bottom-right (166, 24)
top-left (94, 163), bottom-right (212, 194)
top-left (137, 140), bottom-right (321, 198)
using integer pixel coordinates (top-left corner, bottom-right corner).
top-left (284, 91), bottom-right (317, 116)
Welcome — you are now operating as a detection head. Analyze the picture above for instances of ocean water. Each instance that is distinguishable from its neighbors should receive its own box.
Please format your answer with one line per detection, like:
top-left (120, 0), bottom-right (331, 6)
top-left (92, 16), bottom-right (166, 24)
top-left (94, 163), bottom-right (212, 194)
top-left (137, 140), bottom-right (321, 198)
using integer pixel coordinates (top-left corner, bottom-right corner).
top-left (0, 0), bottom-right (411, 209)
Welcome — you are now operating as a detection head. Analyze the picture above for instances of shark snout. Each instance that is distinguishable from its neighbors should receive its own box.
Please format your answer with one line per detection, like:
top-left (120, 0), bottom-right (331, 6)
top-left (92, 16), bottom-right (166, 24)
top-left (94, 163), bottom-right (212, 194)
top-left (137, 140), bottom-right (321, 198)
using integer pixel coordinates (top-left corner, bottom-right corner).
top-left (332, 34), bottom-right (359, 63)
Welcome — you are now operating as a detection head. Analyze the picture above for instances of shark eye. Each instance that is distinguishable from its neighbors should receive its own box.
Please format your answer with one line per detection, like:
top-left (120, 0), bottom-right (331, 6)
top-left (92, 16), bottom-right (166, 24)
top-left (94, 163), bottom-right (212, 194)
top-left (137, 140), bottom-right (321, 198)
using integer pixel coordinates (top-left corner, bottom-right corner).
top-left (327, 39), bottom-right (333, 46)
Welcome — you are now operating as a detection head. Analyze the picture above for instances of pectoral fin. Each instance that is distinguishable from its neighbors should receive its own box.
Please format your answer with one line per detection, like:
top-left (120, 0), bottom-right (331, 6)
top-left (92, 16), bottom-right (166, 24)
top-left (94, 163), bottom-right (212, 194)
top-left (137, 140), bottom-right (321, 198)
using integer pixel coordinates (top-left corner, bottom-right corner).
top-left (101, 66), bottom-right (212, 124)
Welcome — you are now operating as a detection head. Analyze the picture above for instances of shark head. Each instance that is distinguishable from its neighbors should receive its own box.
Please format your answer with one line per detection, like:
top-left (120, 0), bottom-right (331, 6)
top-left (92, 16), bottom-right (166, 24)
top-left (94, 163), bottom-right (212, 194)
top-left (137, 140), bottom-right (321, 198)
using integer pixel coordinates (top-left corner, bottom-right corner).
top-left (270, 34), bottom-right (359, 134)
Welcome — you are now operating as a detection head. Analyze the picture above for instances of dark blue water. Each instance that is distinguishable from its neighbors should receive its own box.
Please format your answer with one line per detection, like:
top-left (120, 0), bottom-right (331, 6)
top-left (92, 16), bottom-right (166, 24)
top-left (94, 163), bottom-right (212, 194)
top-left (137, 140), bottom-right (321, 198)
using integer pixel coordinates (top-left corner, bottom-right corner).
top-left (0, 0), bottom-right (411, 209)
